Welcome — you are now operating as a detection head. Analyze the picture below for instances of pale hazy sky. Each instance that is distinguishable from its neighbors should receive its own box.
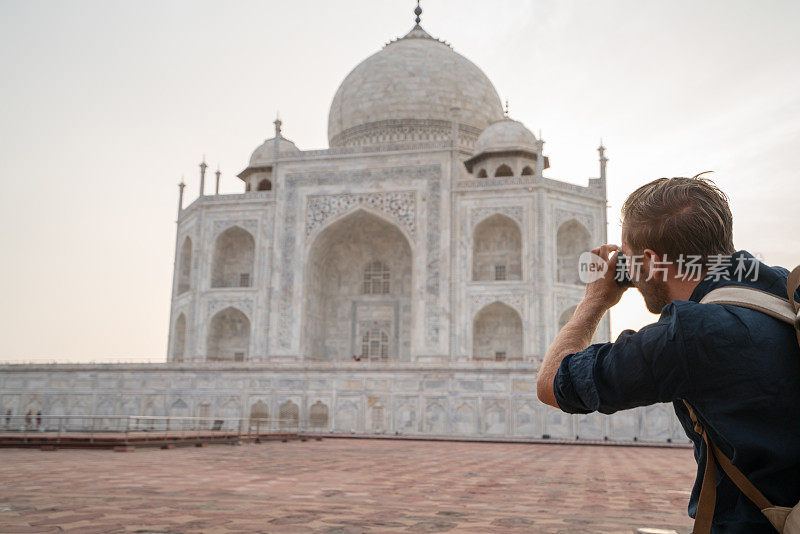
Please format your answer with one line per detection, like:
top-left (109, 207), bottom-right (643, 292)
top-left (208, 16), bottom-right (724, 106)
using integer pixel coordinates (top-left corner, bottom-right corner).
top-left (1, 0), bottom-right (798, 362)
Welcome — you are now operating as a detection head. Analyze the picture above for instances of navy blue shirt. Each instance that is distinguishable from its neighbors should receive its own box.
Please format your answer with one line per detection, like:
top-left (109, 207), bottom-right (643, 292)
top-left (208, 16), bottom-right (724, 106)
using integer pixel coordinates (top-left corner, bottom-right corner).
top-left (554, 251), bottom-right (800, 533)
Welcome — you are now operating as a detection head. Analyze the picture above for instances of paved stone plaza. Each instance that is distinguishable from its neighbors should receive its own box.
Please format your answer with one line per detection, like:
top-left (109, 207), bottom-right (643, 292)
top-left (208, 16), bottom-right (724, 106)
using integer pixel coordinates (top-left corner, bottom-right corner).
top-left (0, 439), bottom-right (696, 533)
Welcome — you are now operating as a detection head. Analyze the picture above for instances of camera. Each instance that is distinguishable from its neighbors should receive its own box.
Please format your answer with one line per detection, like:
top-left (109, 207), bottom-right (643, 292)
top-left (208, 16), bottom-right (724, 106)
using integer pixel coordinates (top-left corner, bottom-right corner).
top-left (615, 253), bottom-right (635, 288)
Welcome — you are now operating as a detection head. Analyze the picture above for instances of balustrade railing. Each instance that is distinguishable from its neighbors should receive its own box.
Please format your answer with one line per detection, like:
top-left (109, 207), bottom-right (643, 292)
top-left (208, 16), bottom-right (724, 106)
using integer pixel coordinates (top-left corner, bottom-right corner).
top-left (0, 414), bottom-right (299, 445)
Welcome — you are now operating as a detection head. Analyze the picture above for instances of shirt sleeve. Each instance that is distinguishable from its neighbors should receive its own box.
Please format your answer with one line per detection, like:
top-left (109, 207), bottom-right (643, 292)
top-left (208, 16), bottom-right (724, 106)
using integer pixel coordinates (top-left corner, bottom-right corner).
top-left (553, 302), bottom-right (692, 414)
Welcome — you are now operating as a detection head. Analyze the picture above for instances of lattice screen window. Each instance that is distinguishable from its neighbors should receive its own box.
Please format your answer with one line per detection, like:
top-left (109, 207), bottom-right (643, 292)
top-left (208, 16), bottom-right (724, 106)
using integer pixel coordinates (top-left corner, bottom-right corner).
top-left (361, 329), bottom-right (389, 361)
top-left (363, 261), bottom-right (390, 294)
top-left (495, 351), bottom-right (506, 361)
top-left (239, 273), bottom-right (251, 287)
top-left (494, 264), bottom-right (507, 281)
top-left (278, 401), bottom-right (299, 428)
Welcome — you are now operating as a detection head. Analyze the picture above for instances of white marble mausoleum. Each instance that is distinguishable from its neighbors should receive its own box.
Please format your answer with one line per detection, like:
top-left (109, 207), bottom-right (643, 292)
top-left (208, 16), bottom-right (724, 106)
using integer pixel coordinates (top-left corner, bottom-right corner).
top-left (0, 11), bottom-right (686, 443)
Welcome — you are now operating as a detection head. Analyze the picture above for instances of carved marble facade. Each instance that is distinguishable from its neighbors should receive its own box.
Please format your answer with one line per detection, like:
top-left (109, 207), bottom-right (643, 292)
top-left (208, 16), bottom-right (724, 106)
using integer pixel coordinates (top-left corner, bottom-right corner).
top-left (0, 17), bottom-right (679, 444)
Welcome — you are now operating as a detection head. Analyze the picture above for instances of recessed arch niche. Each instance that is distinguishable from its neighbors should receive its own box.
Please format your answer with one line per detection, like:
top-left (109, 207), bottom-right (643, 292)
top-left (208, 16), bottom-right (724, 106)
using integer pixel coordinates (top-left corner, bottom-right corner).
top-left (302, 210), bottom-right (412, 361)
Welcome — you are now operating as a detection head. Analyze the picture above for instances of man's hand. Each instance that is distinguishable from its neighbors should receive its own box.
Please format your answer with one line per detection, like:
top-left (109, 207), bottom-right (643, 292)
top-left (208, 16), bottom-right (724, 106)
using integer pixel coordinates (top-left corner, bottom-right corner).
top-left (583, 244), bottom-right (627, 311)
top-left (536, 243), bottom-right (628, 408)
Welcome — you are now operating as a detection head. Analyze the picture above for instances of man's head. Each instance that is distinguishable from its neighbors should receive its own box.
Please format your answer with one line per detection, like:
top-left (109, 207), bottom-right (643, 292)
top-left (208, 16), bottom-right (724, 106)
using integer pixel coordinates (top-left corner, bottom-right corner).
top-left (620, 175), bottom-right (735, 313)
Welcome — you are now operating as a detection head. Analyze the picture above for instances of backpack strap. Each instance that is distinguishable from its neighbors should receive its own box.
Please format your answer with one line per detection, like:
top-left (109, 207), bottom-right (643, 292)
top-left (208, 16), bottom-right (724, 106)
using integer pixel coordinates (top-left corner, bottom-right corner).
top-left (700, 286), bottom-right (794, 323)
top-left (683, 400), bottom-right (774, 534)
top-left (700, 264), bottom-right (800, 349)
top-left (787, 265), bottom-right (800, 347)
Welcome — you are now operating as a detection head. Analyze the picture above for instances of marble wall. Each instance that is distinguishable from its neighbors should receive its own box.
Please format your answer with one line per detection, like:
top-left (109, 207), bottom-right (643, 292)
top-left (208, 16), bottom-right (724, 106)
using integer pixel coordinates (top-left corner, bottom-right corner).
top-left (0, 363), bottom-right (689, 443)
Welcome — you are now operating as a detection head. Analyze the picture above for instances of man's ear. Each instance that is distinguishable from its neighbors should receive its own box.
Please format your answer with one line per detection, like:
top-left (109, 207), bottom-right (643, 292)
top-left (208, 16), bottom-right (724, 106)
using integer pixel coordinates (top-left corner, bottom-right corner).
top-left (641, 249), bottom-right (662, 277)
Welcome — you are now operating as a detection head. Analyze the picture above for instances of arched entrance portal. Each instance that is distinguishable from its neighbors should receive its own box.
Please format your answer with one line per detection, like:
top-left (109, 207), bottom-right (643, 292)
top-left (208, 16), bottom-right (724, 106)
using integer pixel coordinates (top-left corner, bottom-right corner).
top-left (557, 219), bottom-right (591, 284)
top-left (473, 302), bottom-right (523, 361)
top-left (473, 214), bottom-right (522, 281)
top-left (303, 210), bottom-right (412, 361)
top-left (206, 307), bottom-right (250, 361)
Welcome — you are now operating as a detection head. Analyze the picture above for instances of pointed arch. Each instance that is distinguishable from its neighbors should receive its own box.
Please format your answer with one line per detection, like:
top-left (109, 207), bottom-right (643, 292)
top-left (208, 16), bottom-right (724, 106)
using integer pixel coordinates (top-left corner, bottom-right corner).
top-left (211, 226), bottom-right (255, 288)
top-left (177, 237), bottom-right (192, 294)
top-left (172, 313), bottom-right (186, 361)
top-left (472, 214), bottom-right (522, 281)
top-left (219, 399), bottom-right (240, 430)
top-left (169, 399), bottom-right (190, 430)
top-left (257, 178), bottom-right (271, 191)
top-left (477, 168), bottom-right (488, 178)
top-left (206, 307), bottom-right (250, 361)
top-left (309, 401), bottom-right (329, 429)
top-left (557, 219), bottom-right (591, 284)
top-left (473, 301), bottom-right (523, 360)
top-left (483, 400), bottom-right (507, 435)
top-left (302, 209), bottom-right (412, 361)
top-left (454, 402), bottom-right (477, 435)
top-left (278, 400), bottom-right (299, 429)
top-left (249, 400), bottom-right (269, 428)
top-left (305, 205), bottom-right (415, 252)
top-left (169, 399), bottom-right (189, 417)
top-left (424, 400), bottom-right (446, 434)
top-left (495, 164), bottom-right (513, 177)
top-left (197, 401), bottom-right (212, 429)
top-left (521, 165), bottom-right (534, 176)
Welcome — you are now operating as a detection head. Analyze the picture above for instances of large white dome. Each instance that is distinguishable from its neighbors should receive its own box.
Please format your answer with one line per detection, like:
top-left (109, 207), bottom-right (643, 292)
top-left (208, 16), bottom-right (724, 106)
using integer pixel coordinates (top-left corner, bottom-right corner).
top-left (327, 26), bottom-right (504, 147)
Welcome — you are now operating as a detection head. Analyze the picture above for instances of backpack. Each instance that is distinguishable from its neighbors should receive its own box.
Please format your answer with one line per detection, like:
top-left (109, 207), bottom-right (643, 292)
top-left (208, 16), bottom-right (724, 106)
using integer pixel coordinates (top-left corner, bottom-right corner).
top-left (687, 265), bottom-right (800, 533)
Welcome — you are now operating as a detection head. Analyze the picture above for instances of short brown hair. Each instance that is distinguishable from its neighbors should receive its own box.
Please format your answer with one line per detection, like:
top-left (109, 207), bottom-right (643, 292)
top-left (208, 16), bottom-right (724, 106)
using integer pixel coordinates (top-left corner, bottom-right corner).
top-left (621, 176), bottom-right (735, 264)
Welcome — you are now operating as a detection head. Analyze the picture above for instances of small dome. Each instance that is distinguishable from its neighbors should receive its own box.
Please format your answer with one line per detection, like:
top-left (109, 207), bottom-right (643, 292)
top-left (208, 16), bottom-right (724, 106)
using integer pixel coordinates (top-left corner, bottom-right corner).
top-left (249, 136), bottom-right (300, 166)
top-left (328, 26), bottom-right (504, 147)
top-left (474, 118), bottom-right (538, 155)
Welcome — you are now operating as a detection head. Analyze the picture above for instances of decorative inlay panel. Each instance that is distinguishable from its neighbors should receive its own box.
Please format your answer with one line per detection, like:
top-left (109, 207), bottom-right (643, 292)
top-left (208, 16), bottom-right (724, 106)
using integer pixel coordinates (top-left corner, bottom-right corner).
top-left (554, 209), bottom-right (593, 235)
top-left (470, 293), bottom-right (524, 316)
top-left (306, 191), bottom-right (416, 241)
top-left (470, 206), bottom-right (523, 228)
top-left (211, 219), bottom-right (259, 238)
top-left (207, 298), bottom-right (254, 319)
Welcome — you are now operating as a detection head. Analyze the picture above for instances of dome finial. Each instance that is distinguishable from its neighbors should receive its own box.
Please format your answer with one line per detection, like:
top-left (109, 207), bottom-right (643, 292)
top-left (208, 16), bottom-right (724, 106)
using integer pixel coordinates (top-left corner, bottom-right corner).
top-left (504, 99), bottom-right (510, 117)
top-left (414, 0), bottom-right (422, 26)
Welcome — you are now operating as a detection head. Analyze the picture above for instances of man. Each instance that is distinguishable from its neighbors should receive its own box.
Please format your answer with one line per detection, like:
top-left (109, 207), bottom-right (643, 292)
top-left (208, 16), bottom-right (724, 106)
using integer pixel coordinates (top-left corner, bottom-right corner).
top-left (536, 176), bottom-right (800, 532)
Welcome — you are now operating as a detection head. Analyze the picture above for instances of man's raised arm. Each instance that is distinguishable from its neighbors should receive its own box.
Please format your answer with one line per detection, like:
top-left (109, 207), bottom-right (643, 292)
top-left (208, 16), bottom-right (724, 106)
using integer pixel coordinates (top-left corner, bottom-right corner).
top-left (536, 244), bottom-right (625, 408)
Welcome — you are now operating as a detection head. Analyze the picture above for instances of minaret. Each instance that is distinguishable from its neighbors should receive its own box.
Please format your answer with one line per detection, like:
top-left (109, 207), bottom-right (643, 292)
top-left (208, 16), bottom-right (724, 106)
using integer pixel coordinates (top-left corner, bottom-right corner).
top-left (198, 158), bottom-right (208, 197)
top-left (214, 166), bottom-right (221, 195)
top-left (273, 115), bottom-right (282, 154)
top-left (598, 141), bottom-right (608, 197)
top-left (177, 179), bottom-right (185, 216)
top-left (535, 132), bottom-right (545, 177)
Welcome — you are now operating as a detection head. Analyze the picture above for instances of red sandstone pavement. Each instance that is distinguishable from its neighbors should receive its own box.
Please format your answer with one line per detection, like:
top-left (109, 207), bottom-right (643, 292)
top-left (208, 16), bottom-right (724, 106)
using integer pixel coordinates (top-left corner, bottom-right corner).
top-left (0, 439), bottom-right (696, 533)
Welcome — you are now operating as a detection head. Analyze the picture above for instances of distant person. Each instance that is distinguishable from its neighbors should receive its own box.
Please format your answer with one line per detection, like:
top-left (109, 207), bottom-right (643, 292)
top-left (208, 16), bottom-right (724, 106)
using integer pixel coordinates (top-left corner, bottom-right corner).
top-left (537, 176), bottom-right (800, 533)
top-left (36, 410), bottom-right (42, 431)
top-left (24, 410), bottom-right (32, 431)
top-left (4, 409), bottom-right (10, 430)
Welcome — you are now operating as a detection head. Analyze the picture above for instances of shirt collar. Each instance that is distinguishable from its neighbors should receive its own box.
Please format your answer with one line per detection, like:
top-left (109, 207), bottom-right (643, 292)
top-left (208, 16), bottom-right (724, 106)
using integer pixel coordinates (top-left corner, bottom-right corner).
top-left (688, 250), bottom-right (757, 302)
